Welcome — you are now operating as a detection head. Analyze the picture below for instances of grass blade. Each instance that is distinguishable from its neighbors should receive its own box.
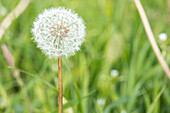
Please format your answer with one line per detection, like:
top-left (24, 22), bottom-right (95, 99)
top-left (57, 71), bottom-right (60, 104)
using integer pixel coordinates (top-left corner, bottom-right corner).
top-left (147, 84), bottom-right (166, 113)
top-left (52, 90), bottom-right (96, 113)
top-left (103, 97), bottom-right (128, 113)
top-left (9, 66), bottom-right (57, 92)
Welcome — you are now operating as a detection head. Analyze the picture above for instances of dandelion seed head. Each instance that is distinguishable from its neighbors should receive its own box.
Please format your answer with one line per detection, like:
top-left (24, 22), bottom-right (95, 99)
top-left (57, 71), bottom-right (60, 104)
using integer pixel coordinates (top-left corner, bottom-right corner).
top-left (31, 7), bottom-right (86, 58)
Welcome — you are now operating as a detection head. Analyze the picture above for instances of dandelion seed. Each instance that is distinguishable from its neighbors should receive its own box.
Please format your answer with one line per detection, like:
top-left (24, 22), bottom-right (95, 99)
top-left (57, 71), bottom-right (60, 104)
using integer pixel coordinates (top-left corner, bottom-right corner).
top-left (158, 33), bottom-right (167, 41)
top-left (31, 7), bottom-right (86, 58)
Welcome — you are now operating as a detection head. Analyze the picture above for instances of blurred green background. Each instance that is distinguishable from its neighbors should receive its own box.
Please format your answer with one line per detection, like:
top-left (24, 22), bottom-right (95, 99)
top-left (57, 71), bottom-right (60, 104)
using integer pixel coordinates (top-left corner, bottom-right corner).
top-left (0, 0), bottom-right (170, 113)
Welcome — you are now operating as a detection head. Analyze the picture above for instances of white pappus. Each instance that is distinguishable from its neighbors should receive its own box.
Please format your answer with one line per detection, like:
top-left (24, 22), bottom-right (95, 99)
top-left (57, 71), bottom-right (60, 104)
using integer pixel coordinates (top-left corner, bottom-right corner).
top-left (31, 7), bottom-right (86, 58)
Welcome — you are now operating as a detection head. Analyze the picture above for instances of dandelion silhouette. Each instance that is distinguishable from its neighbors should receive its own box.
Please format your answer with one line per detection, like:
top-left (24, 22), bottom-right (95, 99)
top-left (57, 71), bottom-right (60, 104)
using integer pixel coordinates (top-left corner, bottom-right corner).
top-left (31, 7), bottom-right (86, 113)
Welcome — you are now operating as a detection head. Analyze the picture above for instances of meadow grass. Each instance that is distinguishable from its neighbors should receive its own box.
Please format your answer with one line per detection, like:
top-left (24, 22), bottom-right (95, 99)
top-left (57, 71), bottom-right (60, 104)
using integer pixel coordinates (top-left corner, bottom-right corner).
top-left (0, 0), bottom-right (170, 113)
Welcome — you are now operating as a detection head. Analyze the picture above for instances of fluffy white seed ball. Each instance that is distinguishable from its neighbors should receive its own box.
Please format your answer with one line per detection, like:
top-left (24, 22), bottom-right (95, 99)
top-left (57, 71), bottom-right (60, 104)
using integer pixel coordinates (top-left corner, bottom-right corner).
top-left (31, 7), bottom-right (86, 58)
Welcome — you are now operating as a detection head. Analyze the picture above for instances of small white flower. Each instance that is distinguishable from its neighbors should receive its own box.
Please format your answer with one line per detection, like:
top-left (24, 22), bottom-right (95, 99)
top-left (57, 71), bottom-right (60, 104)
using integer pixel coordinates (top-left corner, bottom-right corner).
top-left (97, 98), bottom-right (106, 106)
top-left (31, 7), bottom-right (86, 58)
top-left (158, 33), bottom-right (167, 41)
top-left (63, 97), bottom-right (73, 113)
top-left (110, 69), bottom-right (119, 77)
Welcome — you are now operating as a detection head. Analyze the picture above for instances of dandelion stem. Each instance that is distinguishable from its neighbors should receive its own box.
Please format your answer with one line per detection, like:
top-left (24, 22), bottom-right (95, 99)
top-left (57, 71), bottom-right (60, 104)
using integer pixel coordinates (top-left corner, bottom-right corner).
top-left (58, 56), bottom-right (63, 113)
